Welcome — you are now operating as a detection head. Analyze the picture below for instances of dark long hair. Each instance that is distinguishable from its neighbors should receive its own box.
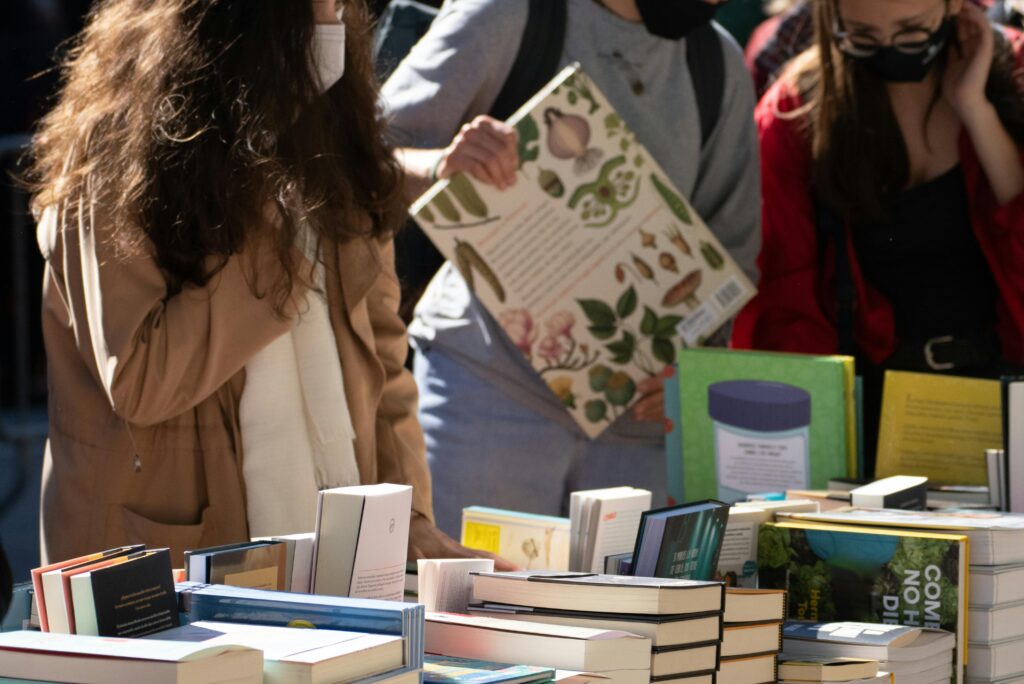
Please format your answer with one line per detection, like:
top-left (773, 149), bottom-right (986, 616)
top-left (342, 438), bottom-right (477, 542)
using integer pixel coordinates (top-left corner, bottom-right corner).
top-left (785, 0), bottom-right (1024, 222)
top-left (28, 0), bottom-right (404, 312)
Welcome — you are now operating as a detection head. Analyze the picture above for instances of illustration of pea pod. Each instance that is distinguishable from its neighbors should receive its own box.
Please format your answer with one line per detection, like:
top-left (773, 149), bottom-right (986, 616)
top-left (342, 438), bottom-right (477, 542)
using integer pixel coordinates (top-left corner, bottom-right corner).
top-left (418, 204), bottom-right (435, 224)
top-left (432, 190), bottom-right (461, 223)
top-left (700, 241), bottom-right (725, 270)
top-left (650, 173), bottom-right (692, 225)
top-left (448, 173), bottom-right (488, 219)
top-left (455, 239), bottom-right (506, 303)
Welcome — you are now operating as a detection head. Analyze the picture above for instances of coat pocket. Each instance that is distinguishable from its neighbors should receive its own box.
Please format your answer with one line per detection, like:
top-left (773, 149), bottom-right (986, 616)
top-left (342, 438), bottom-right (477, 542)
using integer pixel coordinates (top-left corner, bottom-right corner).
top-left (117, 504), bottom-right (213, 567)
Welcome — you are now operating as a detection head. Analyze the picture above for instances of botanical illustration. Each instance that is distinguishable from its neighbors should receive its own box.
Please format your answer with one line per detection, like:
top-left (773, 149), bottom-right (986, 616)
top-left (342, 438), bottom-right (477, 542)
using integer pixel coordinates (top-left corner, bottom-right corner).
top-left (411, 66), bottom-right (755, 438)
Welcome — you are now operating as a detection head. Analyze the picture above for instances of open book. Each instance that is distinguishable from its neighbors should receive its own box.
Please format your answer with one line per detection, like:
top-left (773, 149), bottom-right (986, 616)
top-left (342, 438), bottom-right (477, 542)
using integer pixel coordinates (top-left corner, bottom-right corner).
top-left (411, 64), bottom-right (755, 438)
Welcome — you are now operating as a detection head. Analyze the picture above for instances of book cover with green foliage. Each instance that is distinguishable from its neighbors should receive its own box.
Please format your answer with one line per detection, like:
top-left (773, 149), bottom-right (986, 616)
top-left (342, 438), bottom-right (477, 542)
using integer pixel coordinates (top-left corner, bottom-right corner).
top-left (757, 520), bottom-right (967, 684)
top-left (675, 348), bottom-right (856, 503)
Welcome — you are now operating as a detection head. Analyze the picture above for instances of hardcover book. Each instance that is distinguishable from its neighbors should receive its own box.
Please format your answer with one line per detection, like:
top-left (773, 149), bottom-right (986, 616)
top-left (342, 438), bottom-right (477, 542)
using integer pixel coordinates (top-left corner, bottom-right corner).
top-left (757, 521), bottom-right (967, 683)
top-left (411, 64), bottom-right (755, 439)
top-left (630, 501), bottom-right (729, 581)
top-left (672, 349), bottom-right (856, 503)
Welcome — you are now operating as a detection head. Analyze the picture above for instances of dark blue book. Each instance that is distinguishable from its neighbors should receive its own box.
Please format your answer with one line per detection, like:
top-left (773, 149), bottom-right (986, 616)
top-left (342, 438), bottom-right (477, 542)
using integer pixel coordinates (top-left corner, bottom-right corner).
top-left (631, 501), bottom-right (729, 580)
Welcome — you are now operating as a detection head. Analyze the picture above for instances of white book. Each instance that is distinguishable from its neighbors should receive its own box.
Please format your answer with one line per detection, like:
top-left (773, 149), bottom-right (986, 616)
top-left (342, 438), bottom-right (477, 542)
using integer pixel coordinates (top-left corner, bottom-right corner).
top-left (424, 612), bottom-right (651, 674)
top-left (651, 643), bottom-right (718, 678)
top-left (722, 622), bottom-right (782, 658)
top-left (461, 507), bottom-right (571, 571)
top-left (417, 558), bottom-right (495, 613)
top-left (782, 623), bottom-right (955, 663)
top-left (569, 487), bottom-right (651, 573)
top-left (718, 654), bottom-right (777, 684)
top-left (312, 484), bottom-right (412, 601)
top-left (969, 600), bottom-right (1024, 642)
top-left (970, 563), bottom-right (1024, 607)
top-left (1008, 381), bottom-right (1024, 513)
top-left (0, 630), bottom-right (262, 684)
top-left (966, 636), bottom-right (1024, 681)
top-left (167, 621), bottom-right (404, 684)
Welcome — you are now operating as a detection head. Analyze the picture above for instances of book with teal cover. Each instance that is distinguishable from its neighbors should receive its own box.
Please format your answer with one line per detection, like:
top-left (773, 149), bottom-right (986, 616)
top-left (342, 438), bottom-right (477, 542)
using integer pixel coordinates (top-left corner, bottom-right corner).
top-left (757, 520), bottom-right (967, 684)
top-left (632, 501), bottom-right (729, 580)
top-left (424, 656), bottom-right (554, 684)
top-left (675, 348), bottom-right (856, 503)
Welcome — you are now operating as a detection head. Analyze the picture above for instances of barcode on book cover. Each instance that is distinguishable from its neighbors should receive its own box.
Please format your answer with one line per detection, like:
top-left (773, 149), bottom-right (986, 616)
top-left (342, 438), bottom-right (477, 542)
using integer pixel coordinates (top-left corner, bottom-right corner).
top-left (677, 303), bottom-right (718, 347)
top-left (714, 277), bottom-right (746, 313)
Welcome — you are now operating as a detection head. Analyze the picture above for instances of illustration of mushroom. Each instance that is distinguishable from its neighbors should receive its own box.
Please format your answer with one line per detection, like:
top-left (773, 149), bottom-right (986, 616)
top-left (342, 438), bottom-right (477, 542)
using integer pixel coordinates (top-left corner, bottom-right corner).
top-left (662, 269), bottom-right (703, 311)
top-left (659, 252), bottom-right (679, 273)
top-left (544, 107), bottom-right (604, 176)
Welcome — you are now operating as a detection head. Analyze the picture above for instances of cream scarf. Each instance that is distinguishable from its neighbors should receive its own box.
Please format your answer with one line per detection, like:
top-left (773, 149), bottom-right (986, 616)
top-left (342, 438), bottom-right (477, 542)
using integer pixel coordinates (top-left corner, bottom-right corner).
top-left (239, 238), bottom-right (360, 538)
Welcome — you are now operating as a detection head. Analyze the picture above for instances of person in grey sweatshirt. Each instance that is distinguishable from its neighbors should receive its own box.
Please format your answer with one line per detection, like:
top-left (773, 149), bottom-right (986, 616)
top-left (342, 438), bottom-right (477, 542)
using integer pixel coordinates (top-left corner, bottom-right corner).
top-left (383, 0), bottom-right (761, 537)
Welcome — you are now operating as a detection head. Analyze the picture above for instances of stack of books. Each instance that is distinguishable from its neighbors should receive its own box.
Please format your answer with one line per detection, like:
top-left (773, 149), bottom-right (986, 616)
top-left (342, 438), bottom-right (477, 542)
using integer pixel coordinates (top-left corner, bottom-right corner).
top-left (781, 621), bottom-right (955, 684)
top-left (466, 571), bottom-right (726, 683)
top-left (777, 655), bottom-right (888, 684)
top-left (424, 655), bottom-right (555, 684)
top-left (718, 588), bottom-right (786, 684)
top-left (776, 507), bottom-right (1024, 682)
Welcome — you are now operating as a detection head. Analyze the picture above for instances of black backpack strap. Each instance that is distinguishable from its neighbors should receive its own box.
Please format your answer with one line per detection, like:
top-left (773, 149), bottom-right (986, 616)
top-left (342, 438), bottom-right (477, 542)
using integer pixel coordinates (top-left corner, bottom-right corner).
top-left (817, 202), bottom-right (856, 356)
top-left (685, 23), bottom-right (725, 148)
top-left (488, 0), bottom-right (568, 121)
top-left (373, 0), bottom-right (440, 83)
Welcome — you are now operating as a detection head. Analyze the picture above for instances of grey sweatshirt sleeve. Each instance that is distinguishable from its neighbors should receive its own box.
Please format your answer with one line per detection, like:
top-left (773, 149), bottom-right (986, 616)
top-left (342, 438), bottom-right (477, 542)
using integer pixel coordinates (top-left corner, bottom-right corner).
top-left (380, 0), bottom-right (530, 149)
top-left (689, 26), bottom-right (762, 284)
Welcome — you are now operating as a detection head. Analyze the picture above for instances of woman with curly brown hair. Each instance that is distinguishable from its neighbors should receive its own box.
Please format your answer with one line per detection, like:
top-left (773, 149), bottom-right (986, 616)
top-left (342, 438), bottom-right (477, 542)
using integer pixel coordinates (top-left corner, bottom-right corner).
top-left (29, 0), bottom-right (496, 567)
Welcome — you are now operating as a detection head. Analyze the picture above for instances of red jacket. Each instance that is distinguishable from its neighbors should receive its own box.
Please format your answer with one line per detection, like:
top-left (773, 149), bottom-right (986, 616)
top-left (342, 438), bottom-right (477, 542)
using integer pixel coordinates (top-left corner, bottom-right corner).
top-left (732, 36), bottom-right (1024, 366)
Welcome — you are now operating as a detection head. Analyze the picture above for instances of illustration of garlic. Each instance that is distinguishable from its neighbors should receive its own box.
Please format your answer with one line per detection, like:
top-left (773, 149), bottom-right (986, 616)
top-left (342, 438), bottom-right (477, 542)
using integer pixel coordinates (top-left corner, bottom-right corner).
top-left (544, 107), bottom-right (604, 176)
top-left (659, 252), bottom-right (679, 273)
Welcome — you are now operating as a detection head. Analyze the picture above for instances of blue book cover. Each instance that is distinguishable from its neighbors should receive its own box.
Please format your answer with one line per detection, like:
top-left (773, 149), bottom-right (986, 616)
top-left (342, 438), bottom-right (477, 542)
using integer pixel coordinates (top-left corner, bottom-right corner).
top-left (424, 656), bottom-right (553, 684)
top-left (631, 501), bottom-right (729, 580)
top-left (182, 584), bottom-right (424, 669)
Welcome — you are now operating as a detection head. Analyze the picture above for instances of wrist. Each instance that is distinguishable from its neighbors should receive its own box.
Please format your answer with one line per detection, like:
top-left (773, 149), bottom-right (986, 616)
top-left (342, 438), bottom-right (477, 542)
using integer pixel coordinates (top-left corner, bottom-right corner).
top-left (957, 98), bottom-right (998, 132)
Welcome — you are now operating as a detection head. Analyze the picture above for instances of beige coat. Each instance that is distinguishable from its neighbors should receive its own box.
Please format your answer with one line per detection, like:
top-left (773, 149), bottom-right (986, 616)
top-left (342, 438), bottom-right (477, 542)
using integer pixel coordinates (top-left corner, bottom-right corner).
top-left (37, 196), bottom-right (432, 565)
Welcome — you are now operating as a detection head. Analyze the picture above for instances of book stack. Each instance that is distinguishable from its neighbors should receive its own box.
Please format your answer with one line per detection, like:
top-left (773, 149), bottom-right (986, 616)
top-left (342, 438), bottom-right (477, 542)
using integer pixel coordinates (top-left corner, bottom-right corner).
top-left (757, 516), bottom-right (969, 682)
top-left (718, 589), bottom-right (785, 684)
top-left (30, 546), bottom-right (179, 638)
top-left (466, 571), bottom-right (726, 683)
top-left (179, 582), bottom-right (426, 672)
top-left (776, 507), bottom-right (1024, 683)
top-left (778, 655), bottom-right (889, 684)
top-left (423, 655), bottom-right (555, 684)
top-left (461, 507), bottom-right (571, 571)
top-left (569, 487), bottom-right (651, 573)
top-left (781, 621), bottom-right (955, 684)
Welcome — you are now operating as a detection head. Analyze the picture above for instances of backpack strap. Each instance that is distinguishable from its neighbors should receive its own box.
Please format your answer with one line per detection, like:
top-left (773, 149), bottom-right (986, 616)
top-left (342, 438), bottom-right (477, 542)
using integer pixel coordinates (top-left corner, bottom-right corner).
top-left (488, 0), bottom-right (568, 121)
top-left (685, 23), bottom-right (725, 148)
top-left (373, 0), bottom-right (440, 83)
top-left (817, 202), bottom-right (857, 356)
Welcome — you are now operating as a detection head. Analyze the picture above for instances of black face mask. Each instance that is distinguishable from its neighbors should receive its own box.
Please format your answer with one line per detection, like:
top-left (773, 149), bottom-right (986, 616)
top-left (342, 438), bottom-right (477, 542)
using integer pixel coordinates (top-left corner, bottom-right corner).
top-left (860, 19), bottom-right (953, 82)
top-left (635, 0), bottom-right (721, 40)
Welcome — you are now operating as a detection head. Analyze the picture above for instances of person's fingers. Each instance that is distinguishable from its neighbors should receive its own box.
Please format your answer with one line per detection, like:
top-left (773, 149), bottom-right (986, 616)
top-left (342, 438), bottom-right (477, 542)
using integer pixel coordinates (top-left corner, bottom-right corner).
top-left (632, 393), bottom-right (665, 422)
top-left (460, 144), bottom-right (512, 191)
top-left (475, 118), bottom-right (520, 184)
top-left (636, 376), bottom-right (662, 395)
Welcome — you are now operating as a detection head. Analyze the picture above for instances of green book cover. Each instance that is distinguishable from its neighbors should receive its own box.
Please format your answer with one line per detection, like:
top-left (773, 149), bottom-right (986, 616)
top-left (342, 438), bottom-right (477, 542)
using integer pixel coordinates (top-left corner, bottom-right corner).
top-left (758, 520), bottom-right (967, 684)
top-left (676, 348), bottom-right (855, 503)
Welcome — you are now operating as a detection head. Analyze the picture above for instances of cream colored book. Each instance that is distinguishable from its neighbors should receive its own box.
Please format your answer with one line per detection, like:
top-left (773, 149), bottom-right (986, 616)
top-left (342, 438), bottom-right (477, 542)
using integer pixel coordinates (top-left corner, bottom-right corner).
top-left (411, 64), bottom-right (755, 438)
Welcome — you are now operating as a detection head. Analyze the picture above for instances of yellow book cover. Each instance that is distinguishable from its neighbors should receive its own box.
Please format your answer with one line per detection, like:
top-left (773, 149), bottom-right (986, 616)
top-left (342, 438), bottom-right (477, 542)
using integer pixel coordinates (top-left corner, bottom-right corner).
top-left (875, 371), bottom-right (1001, 485)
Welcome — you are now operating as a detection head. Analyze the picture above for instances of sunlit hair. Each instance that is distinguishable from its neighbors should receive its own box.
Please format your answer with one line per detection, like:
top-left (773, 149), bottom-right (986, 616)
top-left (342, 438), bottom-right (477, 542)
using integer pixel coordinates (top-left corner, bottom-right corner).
top-left (779, 0), bottom-right (1024, 222)
top-left (28, 0), bottom-right (404, 311)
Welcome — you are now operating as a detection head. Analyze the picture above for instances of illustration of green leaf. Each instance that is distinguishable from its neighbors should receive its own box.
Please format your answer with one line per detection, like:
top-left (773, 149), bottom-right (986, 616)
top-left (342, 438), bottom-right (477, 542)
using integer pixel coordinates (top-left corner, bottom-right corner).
top-left (652, 338), bottom-right (677, 366)
top-left (616, 286), bottom-right (638, 319)
top-left (589, 325), bottom-right (617, 340)
top-left (604, 113), bottom-right (622, 129)
top-left (607, 331), bottom-right (636, 365)
top-left (620, 139), bottom-right (629, 152)
top-left (655, 315), bottom-right (684, 338)
top-left (589, 365), bottom-right (614, 392)
top-left (515, 115), bottom-right (541, 166)
top-left (640, 307), bottom-right (658, 336)
top-left (585, 399), bottom-right (608, 423)
top-left (605, 372), bottom-right (637, 406)
top-left (578, 299), bottom-right (616, 328)
top-left (568, 91), bottom-right (578, 105)
top-left (634, 153), bottom-right (643, 168)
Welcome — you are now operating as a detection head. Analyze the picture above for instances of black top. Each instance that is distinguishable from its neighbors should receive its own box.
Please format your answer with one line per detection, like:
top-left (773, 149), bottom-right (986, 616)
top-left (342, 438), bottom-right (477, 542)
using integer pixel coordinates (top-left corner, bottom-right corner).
top-left (852, 165), bottom-right (998, 341)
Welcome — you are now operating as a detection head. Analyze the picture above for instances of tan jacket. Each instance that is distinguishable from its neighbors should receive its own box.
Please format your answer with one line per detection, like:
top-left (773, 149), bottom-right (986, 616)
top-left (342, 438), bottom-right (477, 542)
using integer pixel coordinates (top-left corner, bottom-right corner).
top-left (37, 197), bottom-right (432, 565)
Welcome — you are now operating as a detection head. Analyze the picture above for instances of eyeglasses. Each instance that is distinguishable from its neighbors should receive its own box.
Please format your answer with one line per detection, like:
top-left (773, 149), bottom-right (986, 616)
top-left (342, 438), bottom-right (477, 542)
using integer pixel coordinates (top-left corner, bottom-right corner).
top-left (832, 3), bottom-right (947, 58)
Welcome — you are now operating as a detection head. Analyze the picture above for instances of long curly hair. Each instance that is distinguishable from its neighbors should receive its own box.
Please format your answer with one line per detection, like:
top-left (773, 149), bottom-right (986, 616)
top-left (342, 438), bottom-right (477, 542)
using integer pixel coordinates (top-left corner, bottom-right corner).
top-left (28, 0), bottom-right (405, 311)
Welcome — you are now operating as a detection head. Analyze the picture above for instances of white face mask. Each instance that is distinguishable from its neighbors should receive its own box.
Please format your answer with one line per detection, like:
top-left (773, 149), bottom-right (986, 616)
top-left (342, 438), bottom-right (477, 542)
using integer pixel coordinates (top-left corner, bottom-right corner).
top-left (313, 7), bottom-right (346, 93)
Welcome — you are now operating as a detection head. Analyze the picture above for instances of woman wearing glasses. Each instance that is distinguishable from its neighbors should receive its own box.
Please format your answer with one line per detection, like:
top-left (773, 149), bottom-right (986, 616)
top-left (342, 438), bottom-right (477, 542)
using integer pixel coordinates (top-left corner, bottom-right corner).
top-left (732, 0), bottom-right (1024, 469)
